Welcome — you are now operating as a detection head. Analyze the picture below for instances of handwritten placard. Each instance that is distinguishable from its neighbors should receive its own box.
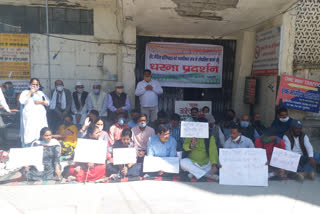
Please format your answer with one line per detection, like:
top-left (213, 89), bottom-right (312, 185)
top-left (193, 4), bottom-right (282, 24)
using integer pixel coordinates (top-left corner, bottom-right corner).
top-left (7, 146), bottom-right (43, 171)
top-left (180, 121), bottom-right (209, 138)
top-left (74, 139), bottom-right (107, 164)
top-left (219, 148), bottom-right (268, 187)
top-left (143, 156), bottom-right (180, 174)
top-left (113, 148), bottom-right (137, 165)
top-left (270, 147), bottom-right (301, 172)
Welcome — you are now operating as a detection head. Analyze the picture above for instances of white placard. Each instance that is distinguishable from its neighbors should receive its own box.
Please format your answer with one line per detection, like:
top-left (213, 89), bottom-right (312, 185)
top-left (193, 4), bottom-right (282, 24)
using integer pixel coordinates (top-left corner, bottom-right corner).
top-left (7, 146), bottom-right (43, 171)
top-left (113, 148), bottom-right (137, 165)
top-left (74, 139), bottom-right (107, 164)
top-left (270, 147), bottom-right (301, 172)
top-left (143, 156), bottom-right (180, 174)
top-left (219, 148), bottom-right (268, 187)
top-left (181, 121), bottom-right (209, 138)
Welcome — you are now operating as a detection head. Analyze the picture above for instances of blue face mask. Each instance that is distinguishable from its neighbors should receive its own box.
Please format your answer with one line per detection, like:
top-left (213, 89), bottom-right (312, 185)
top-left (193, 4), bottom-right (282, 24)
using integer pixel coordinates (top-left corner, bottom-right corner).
top-left (240, 121), bottom-right (249, 128)
top-left (93, 89), bottom-right (100, 94)
top-left (118, 118), bottom-right (125, 126)
top-left (42, 140), bottom-right (49, 144)
top-left (139, 122), bottom-right (147, 128)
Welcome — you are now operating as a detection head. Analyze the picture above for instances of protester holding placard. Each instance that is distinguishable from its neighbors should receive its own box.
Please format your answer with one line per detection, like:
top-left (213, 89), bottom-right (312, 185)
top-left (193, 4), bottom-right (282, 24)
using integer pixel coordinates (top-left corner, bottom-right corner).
top-left (283, 120), bottom-right (319, 180)
top-left (181, 119), bottom-right (219, 181)
top-left (224, 125), bottom-right (254, 149)
top-left (26, 127), bottom-right (61, 182)
top-left (132, 114), bottom-right (155, 151)
top-left (271, 107), bottom-right (293, 138)
top-left (135, 69), bottom-right (163, 122)
top-left (254, 127), bottom-right (286, 180)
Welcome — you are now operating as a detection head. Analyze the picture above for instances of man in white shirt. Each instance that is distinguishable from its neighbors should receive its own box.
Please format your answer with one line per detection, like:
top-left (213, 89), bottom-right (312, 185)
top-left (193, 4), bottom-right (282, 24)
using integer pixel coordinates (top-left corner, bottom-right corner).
top-left (135, 69), bottom-right (163, 122)
top-left (283, 120), bottom-right (319, 180)
top-left (86, 81), bottom-right (108, 117)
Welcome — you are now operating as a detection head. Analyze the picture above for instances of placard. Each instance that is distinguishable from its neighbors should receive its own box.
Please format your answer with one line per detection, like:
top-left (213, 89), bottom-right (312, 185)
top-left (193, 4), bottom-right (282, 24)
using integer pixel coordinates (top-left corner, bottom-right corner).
top-left (175, 101), bottom-right (212, 120)
top-left (143, 156), bottom-right (179, 174)
top-left (270, 147), bottom-right (301, 172)
top-left (74, 139), bottom-right (107, 164)
top-left (219, 148), bottom-right (268, 187)
top-left (7, 146), bottom-right (43, 171)
top-left (180, 121), bottom-right (209, 138)
top-left (112, 148), bottom-right (137, 165)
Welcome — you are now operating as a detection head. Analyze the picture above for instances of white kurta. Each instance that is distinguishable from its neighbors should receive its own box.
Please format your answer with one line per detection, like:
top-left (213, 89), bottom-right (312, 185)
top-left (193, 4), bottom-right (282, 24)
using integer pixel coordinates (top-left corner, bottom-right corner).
top-left (19, 90), bottom-right (50, 144)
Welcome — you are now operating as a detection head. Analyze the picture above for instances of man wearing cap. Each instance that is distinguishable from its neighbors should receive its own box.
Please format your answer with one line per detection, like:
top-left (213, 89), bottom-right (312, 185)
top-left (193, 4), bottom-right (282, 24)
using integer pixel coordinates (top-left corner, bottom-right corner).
top-left (71, 81), bottom-right (89, 128)
top-left (48, 80), bottom-right (72, 132)
top-left (107, 82), bottom-right (130, 122)
top-left (283, 120), bottom-right (319, 180)
top-left (87, 81), bottom-right (108, 117)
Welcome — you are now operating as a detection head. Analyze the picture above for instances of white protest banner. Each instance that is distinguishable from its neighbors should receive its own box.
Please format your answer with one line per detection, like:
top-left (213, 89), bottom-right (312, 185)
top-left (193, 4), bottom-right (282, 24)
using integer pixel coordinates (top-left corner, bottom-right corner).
top-left (143, 156), bottom-right (179, 174)
top-left (74, 139), bottom-right (107, 164)
top-left (146, 42), bottom-right (223, 88)
top-left (219, 148), bottom-right (268, 187)
top-left (112, 148), bottom-right (137, 165)
top-left (180, 121), bottom-right (209, 138)
top-left (270, 147), bottom-right (301, 172)
top-left (7, 146), bottom-right (43, 171)
top-left (175, 101), bottom-right (212, 120)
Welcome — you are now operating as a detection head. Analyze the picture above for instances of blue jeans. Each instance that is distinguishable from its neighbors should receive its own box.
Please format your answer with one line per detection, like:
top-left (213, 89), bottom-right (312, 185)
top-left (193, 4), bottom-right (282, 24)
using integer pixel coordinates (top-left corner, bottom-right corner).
top-left (298, 152), bottom-right (320, 173)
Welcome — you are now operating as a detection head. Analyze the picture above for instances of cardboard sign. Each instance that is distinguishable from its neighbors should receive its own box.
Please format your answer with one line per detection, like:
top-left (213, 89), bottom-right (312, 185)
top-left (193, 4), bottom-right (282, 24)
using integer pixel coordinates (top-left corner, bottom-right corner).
top-left (7, 146), bottom-right (43, 171)
top-left (143, 156), bottom-right (180, 174)
top-left (181, 121), bottom-right (209, 138)
top-left (74, 139), bottom-right (107, 164)
top-left (112, 148), bottom-right (137, 165)
top-left (219, 148), bottom-right (268, 187)
top-left (270, 147), bottom-right (301, 172)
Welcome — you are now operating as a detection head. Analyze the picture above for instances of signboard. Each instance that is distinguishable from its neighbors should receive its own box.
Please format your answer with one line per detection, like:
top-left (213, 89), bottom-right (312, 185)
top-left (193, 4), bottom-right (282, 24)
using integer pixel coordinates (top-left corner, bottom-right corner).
top-left (243, 77), bottom-right (257, 104)
top-left (112, 148), bottom-right (137, 165)
top-left (276, 75), bottom-right (320, 113)
top-left (74, 139), bottom-right (107, 164)
top-left (180, 121), bottom-right (209, 138)
top-left (143, 156), bottom-right (180, 174)
top-left (145, 42), bottom-right (223, 88)
top-left (7, 146), bottom-right (43, 171)
top-left (252, 26), bottom-right (282, 76)
top-left (0, 33), bottom-right (30, 92)
top-left (270, 147), bottom-right (301, 172)
top-left (175, 101), bottom-right (212, 120)
top-left (219, 148), bottom-right (268, 187)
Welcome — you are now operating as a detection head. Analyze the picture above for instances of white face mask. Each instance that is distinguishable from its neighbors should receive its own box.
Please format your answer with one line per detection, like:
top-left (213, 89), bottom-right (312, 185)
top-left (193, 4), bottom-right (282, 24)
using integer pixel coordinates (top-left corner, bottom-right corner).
top-left (232, 135), bottom-right (241, 142)
top-left (56, 85), bottom-right (64, 92)
top-left (97, 125), bottom-right (103, 131)
top-left (279, 117), bottom-right (289, 123)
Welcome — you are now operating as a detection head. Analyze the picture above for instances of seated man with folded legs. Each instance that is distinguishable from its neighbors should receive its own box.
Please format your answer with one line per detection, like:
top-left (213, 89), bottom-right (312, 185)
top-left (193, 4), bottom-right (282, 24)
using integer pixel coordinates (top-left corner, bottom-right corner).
top-left (180, 118), bottom-right (219, 181)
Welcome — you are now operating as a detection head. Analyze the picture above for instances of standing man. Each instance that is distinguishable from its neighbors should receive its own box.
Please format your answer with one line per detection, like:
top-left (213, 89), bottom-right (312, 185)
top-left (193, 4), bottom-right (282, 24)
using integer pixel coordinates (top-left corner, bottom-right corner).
top-left (135, 69), bottom-right (163, 122)
top-left (87, 81), bottom-right (108, 117)
top-left (71, 81), bottom-right (88, 128)
top-left (107, 81), bottom-right (130, 122)
top-left (49, 80), bottom-right (72, 133)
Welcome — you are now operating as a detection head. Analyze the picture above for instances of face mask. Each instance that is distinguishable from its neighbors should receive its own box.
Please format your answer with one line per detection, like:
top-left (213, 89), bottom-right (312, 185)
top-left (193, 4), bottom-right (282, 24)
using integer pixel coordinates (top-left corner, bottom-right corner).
top-left (42, 140), bottom-right (49, 144)
top-left (76, 88), bottom-right (83, 94)
top-left (7, 88), bottom-right (14, 94)
top-left (139, 122), bottom-right (147, 128)
top-left (240, 121), bottom-right (249, 128)
top-left (279, 117), bottom-right (289, 123)
top-left (232, 135), bottom-right (241, 142)
top-left (56, 85), bottom-right (64, 92)
top-left (93, 89), bottom-right (100, 94)
top-left (118, 118), bottom-right (125, 126)
top-left (30, 86), bottom-right (39, 91)
top-left (97, 125), bottom-right (103, 131)
top-left (116, 88), bottom-right (123, 94)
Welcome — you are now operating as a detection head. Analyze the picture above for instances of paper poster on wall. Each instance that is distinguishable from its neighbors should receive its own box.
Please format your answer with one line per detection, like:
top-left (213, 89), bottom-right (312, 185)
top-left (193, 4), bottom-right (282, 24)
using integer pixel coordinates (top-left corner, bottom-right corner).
top-left (276, 75), bottom-right (320, 113)
top-left (175, 101), bottom-right (212, 120)
top-left (145, 42), bottom-right (223, 88)
top-left (0, 33), bottom-right (30, 93)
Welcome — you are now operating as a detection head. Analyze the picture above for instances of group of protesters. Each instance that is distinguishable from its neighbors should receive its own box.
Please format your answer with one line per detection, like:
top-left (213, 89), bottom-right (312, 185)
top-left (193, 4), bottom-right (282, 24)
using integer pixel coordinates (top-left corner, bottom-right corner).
top-left (0, 69), bottom-right (319, 183)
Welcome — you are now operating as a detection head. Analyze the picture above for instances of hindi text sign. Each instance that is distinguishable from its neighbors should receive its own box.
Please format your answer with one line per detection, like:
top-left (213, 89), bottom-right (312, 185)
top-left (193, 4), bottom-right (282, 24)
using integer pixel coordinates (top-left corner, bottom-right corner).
top-left (270, 147), bottom-right (301, 172)
top-left (181, 121), bottom-right (209, 139)
top-left (74, 139), bottom-right (107, 164)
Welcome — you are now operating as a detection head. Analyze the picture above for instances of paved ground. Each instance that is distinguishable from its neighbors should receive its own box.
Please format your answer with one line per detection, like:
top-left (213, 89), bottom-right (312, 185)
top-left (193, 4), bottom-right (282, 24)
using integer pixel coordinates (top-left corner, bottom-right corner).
top-left (1, 177), bottom-right (320, 214)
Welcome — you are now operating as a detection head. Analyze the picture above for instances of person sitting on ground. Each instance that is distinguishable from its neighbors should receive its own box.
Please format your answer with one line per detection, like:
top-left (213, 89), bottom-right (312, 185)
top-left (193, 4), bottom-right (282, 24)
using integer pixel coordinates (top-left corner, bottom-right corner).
top-left (150, 110), bottom-right (169, 130)
top-left (108, 112), bottom-right (130, 145)
top-left (210, 120), bottom-right (225, 149)
top-left (68, 126), bottom-right (107, 182)
top-left (78, 109), bottom-right (99, 138)
top-left (52, 115), bottom-right (78, 156)
top-left (131, 114), bottom-right (155, 151)
top-left (254, 127), bottom-right (286, 180)
top-left (220, 109), bottom-right (240, 140)
top-left (127, 109), bottom-right (140, 128)
top-left (181, 118), bottom-right (219, 181)
top-left (283, 120), bottom-right (319, 181)
top-left (168, 113), bottom-right (184, 152)
top-left (224, 125), bottom-right (254, 149)
top-left (239, 114), bottom-right (260, 142)
top-left (271, 107), bottom-right (293, 138)
top-left (252, 113), bottom-right (266, 136)
top-left (199, 106), bottom-right (215, 128)
top-left (106, 129), bottom-right (144, 178)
